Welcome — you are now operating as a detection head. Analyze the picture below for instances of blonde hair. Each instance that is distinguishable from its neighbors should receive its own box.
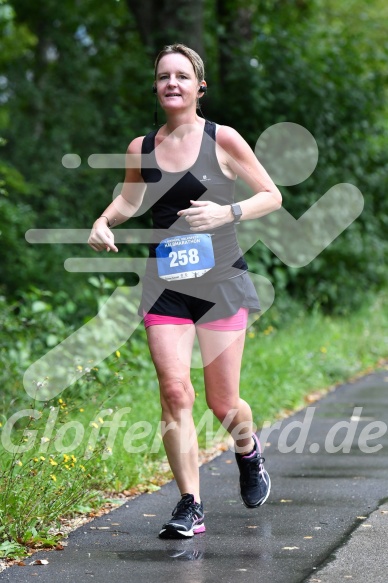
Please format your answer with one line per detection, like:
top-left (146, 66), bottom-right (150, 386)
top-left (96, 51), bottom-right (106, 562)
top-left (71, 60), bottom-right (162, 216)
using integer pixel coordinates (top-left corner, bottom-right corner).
top-left (154, 44), bottom-right (205, 84)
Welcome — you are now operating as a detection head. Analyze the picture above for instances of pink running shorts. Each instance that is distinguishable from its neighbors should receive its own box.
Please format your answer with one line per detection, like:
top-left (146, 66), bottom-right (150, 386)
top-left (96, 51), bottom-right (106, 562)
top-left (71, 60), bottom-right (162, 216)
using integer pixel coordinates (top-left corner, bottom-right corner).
top-left (143, 307), bottom-right (249, 331)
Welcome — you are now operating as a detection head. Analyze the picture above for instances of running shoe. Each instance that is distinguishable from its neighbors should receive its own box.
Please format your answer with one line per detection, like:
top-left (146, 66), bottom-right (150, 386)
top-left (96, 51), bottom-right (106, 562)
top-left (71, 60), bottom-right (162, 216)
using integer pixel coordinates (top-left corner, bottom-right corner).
top-left (159, 493), bottom-right (206, 539)
top-left (235, 433), bottom-right (271, 508)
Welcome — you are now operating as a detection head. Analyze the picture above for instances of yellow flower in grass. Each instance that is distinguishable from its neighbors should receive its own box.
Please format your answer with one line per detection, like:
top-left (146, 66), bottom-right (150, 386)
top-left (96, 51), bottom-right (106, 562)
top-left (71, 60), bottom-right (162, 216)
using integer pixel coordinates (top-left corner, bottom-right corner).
top-left (49, 458), bottom-right (58, 466)
top-left (79, 465), bottom-right (86, 472)
top-left (15, 460), bottom-right (22, 467)
top-left (50, 474), bottom-right (57, 482)
top-left (63, 454), bottom-right (70, 463)
top-left (320, 346), bottom-right (327, 354)
top-left (115, 350), bottom-right (121, 358)
top-left (40, 456), bottom-right (46, 461)
top-left (71, 455), bottom-right (77, 463)
top-left (79, 408), bottom-right (84, 413)
top-left (263, 325), bottom-right (274, 336)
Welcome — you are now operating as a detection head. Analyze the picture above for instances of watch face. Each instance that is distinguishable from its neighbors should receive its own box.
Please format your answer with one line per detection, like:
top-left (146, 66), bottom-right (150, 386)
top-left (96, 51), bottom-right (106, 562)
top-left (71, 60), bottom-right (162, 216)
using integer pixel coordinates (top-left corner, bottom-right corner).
top-left (232, 204), bottom-right (242, 221)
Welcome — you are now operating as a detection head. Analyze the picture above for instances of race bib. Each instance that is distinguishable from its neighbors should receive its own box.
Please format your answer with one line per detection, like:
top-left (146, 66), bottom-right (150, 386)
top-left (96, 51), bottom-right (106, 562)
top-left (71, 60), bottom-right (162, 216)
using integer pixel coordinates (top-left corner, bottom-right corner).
top-left (155, 234), bottom-right (215, 281)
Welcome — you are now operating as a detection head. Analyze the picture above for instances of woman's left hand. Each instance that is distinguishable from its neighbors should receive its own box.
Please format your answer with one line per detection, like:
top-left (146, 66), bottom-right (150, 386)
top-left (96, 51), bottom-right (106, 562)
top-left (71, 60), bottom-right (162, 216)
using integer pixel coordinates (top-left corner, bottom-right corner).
top-left (177, 200), bottom-right (233, 231)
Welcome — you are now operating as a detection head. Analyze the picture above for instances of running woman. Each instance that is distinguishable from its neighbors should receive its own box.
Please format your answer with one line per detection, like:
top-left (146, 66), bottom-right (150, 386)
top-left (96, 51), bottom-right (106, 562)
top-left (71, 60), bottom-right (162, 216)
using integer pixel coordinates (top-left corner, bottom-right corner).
top-left (88, 43), bottom-right (282, 539)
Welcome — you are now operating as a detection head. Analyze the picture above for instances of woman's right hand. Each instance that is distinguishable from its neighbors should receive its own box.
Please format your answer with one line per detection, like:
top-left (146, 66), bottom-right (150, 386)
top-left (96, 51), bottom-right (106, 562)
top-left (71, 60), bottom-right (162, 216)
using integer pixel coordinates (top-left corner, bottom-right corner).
top-left (88, 217), bottom-right (118, 253)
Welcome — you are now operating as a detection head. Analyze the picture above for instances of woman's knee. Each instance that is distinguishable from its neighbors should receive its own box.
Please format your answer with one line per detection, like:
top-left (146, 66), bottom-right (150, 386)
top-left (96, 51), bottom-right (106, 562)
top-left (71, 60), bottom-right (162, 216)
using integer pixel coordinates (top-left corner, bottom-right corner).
top-left (207, 397), bottom-right (239, 423)
top-left (159, 376), bottom-right (195, 413)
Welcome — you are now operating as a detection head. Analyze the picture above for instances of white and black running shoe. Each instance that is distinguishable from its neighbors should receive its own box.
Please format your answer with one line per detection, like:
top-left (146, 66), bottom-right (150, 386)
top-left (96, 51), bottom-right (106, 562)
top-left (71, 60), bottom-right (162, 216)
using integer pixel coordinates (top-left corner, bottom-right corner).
top-left (159, 493), bottom-right (206, 539)
top-left (235, 433), bottom-right (271, 508)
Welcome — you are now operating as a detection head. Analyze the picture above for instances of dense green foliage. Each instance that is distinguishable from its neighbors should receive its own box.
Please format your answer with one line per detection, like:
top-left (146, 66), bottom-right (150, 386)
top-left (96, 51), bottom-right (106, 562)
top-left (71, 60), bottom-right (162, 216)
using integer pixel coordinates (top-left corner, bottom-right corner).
top-left (0, 0), bottom-right (387, 312)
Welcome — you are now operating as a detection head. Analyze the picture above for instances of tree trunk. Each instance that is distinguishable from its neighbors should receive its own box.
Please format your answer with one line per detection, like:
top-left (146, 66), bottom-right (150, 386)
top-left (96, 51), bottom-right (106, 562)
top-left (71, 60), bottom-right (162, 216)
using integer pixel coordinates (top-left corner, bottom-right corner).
top-left (126, 0), bottom-right (204, 58)
top-left (216, 0), bottom-right (254, 91)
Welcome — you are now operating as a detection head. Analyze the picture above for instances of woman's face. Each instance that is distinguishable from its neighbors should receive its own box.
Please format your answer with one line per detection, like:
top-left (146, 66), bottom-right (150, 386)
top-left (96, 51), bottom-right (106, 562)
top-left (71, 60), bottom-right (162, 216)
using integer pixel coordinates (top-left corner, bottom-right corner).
top-left (155, 53), bottom-right (199, 113)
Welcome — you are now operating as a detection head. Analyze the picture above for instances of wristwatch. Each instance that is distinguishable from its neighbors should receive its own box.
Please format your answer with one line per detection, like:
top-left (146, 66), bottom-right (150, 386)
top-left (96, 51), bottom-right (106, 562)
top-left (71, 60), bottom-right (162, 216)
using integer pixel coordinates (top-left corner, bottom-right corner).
top-left (230, 203), bottom-right (242, 224)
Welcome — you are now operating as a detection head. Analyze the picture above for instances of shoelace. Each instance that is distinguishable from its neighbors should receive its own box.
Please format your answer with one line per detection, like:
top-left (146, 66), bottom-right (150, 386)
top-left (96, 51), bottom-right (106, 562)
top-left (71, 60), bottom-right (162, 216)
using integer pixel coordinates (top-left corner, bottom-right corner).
top-left (241, 455), bottom-right (266, 485)
top-left (258, 455), bottom-right (265, 475)
top-left (171, 497), bottom-right (198, 520)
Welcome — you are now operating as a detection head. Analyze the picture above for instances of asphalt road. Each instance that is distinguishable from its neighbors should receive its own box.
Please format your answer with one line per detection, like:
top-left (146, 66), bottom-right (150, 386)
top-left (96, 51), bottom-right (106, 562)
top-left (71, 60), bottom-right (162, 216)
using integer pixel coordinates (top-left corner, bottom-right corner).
top-left (2, 369), bottom-right (388, 583)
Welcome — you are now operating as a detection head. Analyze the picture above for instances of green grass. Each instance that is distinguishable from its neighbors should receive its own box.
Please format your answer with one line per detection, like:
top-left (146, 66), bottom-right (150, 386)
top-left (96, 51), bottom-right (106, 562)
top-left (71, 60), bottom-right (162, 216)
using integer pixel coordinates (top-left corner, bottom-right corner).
top-left (240, 291), bottom-right (388, 423)
top-left (192, 288), bottom-right (388, 443)
top-left (1, 289), bottom-right (388, 558)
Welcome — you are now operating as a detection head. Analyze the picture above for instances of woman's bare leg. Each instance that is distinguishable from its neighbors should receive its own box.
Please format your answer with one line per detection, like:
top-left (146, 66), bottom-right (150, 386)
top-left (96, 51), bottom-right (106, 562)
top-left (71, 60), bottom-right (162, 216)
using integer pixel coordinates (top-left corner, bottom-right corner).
top-left (146, 323), bottom-right (202, 501)
top-left (196, 327), bottom-right (254, 454)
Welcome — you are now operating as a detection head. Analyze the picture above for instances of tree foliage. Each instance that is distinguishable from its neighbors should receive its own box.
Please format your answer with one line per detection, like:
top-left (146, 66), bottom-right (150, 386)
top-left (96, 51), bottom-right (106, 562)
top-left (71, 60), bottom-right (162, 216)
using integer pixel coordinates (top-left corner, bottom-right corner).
top-left (1, 0), bottom-right (387, 313)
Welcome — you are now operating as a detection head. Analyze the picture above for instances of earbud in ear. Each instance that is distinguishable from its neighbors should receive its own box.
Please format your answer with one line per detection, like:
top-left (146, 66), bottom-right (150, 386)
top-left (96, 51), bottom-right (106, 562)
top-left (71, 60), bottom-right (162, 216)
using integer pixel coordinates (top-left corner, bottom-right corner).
top-left (198, 85), bottom-right (207, 94)
top-left (152, 85), bottom-right (157, 94)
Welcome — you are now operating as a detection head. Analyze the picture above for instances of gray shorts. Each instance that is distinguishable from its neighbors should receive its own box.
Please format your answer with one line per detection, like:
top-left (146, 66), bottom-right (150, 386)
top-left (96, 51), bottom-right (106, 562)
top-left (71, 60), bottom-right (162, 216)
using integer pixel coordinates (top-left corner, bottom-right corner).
top-left (139, 271), bottom-right (260, 324)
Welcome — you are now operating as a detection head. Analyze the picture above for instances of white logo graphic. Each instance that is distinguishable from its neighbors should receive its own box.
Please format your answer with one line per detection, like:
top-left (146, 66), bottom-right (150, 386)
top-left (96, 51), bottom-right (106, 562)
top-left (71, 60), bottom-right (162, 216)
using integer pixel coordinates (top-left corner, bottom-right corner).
top-left (24, 122), bottom-right (364, 400)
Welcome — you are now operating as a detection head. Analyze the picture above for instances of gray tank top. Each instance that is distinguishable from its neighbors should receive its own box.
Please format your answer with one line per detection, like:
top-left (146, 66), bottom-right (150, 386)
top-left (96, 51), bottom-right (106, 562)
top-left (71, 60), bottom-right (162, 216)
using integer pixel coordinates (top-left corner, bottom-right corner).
top-left (141, 119), bottom-right (247, 281)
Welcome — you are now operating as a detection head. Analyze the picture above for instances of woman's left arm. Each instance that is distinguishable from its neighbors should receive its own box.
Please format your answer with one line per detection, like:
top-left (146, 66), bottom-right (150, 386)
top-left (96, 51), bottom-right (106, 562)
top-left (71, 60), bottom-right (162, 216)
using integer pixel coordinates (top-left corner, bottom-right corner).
top-left (178, 125), bottom-right (282, 230)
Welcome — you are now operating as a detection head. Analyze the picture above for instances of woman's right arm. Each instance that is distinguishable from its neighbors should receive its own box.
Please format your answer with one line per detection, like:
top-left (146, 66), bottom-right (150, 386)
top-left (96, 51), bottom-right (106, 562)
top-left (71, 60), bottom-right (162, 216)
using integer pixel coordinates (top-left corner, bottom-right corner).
top-left (88, 136), bottom-right (146, 252)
